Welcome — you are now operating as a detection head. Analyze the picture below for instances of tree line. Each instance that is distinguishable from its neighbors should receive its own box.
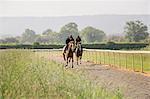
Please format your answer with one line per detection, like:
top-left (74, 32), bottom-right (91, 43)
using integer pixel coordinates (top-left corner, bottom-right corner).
top-left (0, 20), bottom-right (149, 44)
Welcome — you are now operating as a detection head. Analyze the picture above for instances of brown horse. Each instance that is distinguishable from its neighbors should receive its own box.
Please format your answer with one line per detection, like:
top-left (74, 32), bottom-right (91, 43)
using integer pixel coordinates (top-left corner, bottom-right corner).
top-left (75, 42), bottom-right (83, 65)
top-left (63, 41), bottom-right (75, 68)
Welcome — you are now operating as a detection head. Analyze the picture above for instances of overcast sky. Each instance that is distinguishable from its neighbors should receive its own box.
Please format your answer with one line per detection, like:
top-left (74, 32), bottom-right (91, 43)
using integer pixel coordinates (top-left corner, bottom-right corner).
top-left (0, 0), bottom-right (149, 38)
top-left (0, 0), bottom-right (149, 17)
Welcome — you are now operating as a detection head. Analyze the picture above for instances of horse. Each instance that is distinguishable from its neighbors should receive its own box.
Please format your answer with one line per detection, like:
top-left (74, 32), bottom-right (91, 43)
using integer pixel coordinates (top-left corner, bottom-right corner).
top-left (63, 41), bottom-right (75, 68)
top-left (75, 42), bottom-right (83, 65)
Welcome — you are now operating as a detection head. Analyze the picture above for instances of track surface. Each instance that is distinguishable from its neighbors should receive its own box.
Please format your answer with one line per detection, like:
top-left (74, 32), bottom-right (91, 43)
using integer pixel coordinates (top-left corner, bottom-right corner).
top-left (49, 55), bottom-right (150, 99)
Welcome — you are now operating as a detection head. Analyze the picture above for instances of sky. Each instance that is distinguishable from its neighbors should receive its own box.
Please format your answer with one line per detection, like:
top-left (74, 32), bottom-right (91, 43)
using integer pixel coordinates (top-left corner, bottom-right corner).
top-left (0, 0), bottom-right (150, 38)
top-left (0, 0), bottom-right (149, 17)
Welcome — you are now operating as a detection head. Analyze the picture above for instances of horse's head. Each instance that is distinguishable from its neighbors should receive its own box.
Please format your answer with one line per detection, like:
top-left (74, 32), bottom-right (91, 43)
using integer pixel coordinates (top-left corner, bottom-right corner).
top-left (68, 41), bottom-right (75, 52)
top-left (76, 42), bottom-right (82, 50)
top-left (76, 42), bottom-right (81, 47)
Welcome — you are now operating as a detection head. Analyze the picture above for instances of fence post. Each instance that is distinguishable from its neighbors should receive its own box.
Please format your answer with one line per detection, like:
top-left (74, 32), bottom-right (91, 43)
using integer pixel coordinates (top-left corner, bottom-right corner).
top-left (88, 51), bottom-right (90, 61)
top-left (90, 51), bottom-right (92, 62)
top-left (96, 51), bottom-right (98, 64)
top-left (113, 52), bottom-right (115, 67)
top-left (92, 51), bottom-right (94, 63)
top-left (91, 51), bottom-right (93, 62)
top-left (99, 52), bottom-right (101, 64)
top-left (141, 53), bottom-right (144, 73)
top-left (94, 51), bottom-right (96, 64)
top-left (132, 53), bottom-right (135, 71)
top-left (88, 51), bottom-right (89, 61)
top-left (84, 50), bottom-right (86, 61)
top-left (125, 53), bottom-right (127, 69)
top-left (108, 52), bottom-right (110, 66)
top-left (104, 52), bottom-right (105, 64)
top-left (87, 51), bottom-right (89, 61)
top-left (119, 53), bottom-right (121, 68)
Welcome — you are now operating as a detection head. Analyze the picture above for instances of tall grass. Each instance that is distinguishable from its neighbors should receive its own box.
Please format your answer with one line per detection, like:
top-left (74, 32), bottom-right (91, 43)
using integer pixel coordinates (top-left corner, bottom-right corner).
top-left (0, 49), bottom-right (123, 99)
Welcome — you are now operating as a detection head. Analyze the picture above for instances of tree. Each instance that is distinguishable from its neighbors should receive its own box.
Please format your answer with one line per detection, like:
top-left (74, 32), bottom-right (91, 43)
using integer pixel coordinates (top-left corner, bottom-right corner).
top-left (21, 29), bottom-right (37, 44)
top-left (80, 26), bottom-right (106, 43)
top-left (40, 29), bottom-right (61, 44)
top-left (107, 35), bottom-right (126, 42)
top-left (59, 22), bottom-right (79, 43)
top-left (42, 29), bottom-right (53, 35)
top-left (35, 35), bottom-right (49, 44)
top-left (0, 39), bottom-right (5, 43)
top-left (124, 20), bottom-right (149, 42)
top-left (0, 37), bottom-right (19, 43)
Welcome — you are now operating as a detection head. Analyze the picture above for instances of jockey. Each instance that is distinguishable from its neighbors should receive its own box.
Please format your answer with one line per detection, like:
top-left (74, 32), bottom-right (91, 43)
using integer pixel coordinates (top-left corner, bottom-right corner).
top-left (66, 36), bottom-right (70, 45)
top-left (68, 35), bottom-right (75, 43)
top-left (76, 35), bottom-right (81, 45)
top-left (75, 36), bottom-right (82, 52)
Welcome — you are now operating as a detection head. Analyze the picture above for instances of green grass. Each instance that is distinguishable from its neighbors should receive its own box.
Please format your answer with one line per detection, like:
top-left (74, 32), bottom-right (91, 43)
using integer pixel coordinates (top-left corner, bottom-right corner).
top-left (83, 51), bottom-right (150, 73)
top-left (143, 45), bottom-right (150, 51)
top-left (0, 49), bottom-right (123, 99)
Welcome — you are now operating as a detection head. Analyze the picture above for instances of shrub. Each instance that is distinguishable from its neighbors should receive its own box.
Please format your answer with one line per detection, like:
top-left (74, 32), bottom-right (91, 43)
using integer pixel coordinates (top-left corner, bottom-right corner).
top-left (33, 42), bottom-right (40, 46)
top-left (0, 43), bottom-right (149, 50)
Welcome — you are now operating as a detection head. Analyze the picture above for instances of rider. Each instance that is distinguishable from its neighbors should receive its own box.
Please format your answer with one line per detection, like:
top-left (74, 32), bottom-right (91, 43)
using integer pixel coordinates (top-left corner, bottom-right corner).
top-left (75, 35), bottom-right (82, 52)
top-left (76, 35), bottom-right (81, 45)
top-left (69, 35), bottom-right (75, 43)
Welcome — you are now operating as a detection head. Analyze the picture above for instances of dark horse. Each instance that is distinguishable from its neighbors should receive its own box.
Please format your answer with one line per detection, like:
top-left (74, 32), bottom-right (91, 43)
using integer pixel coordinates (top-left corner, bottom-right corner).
top-left (63, 41), bottom-right (75, 68)
top-left (75, 42), bottom-right (83, 65)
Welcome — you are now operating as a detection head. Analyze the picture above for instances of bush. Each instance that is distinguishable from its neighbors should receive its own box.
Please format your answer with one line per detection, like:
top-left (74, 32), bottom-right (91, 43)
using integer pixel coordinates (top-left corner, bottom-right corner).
top-left (0, 43), bottom-right (149, 50)
top-left (33, 42), bottom-right (40, 46)
top-left (82, 42), bottom-right (149, 50)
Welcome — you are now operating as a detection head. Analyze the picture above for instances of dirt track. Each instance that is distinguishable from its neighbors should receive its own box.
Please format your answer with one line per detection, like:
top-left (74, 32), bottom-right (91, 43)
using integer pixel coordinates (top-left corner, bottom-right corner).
top-left (49, 55), bottom-right (150, 99)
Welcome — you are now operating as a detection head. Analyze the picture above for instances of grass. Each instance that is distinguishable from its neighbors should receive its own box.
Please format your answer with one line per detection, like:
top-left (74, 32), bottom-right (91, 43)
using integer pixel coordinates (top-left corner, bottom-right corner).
top-left (143, 45), bottom-right (150, 51)
top-left (83, 51), bottom-right (150, 73)
top-left (0, 49), bottom-right (123, 99)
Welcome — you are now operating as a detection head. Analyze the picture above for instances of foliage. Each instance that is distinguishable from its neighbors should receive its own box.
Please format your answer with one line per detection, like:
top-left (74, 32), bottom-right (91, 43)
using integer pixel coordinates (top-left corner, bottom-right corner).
top-left (33, 42), bottom-right (40, 46)
top-left (59, 22), bottom-right (79, 43)
top-left (0, 43), bottom-right (148, 50)
top-left (0, 37), bottom-right (19, 43)
top-left (0, 21), bottom-right (149, 44)
top-left (107, 35), bottom-right (126, 42)
top-left (124, 20), bottom-right (149, 42)
top-left (80, 26), bottom-right (106, 43)
top-left (0, 44), bottom-right (64, 49)
top-left (82, 43), bottom-right (148, 50)
top-left (21, 29), bottom-right (37, 44)
top-left (42, 29), bottom-right (53, 35)
top-left (36, 30), bottom-right (60, 44)
top-left (142, 45), bottom-right (150, 51)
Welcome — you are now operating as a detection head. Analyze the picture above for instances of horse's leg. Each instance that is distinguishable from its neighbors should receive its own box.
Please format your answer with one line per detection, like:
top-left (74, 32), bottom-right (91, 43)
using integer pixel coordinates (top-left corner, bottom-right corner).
top-left (76, 56), bottom-right (78, 65)
top-left (80, 56), bottom-right (82, 64)
top-left (63, 53), bottom-right (66, 61)
top-left (80, 52), bottom-right (83, 64)
top-left (65, 57), bottom-right (68, 67)
top-left (72, 57), bottom-right (74, 68)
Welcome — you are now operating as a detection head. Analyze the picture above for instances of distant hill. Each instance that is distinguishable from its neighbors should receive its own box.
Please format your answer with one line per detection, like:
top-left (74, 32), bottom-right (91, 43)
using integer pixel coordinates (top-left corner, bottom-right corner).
top-left (0, 15), bottom-right (149, 38)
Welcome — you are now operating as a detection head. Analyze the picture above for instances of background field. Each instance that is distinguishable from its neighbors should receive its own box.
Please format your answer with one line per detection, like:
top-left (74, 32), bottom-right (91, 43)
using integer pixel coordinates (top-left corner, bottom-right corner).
top-left (82, 50), bottom-right (150, 73)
